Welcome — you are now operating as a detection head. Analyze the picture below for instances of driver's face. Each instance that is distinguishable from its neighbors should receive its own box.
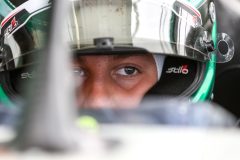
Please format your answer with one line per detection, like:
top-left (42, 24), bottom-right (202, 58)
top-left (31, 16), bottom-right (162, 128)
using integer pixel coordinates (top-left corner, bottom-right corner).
top-left (73, 54), bottom-right (157, 108)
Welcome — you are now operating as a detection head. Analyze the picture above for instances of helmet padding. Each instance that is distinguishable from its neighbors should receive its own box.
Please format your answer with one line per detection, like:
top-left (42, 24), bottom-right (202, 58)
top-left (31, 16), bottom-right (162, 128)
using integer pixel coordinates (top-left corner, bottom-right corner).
top-left (153, 54), bottom-right (165, 80)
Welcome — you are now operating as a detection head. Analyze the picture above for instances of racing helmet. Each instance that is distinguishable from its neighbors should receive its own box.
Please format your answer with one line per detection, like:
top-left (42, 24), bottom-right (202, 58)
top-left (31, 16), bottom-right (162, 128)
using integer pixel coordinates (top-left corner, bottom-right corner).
top-left (0, 0), bottom-right (234, 106)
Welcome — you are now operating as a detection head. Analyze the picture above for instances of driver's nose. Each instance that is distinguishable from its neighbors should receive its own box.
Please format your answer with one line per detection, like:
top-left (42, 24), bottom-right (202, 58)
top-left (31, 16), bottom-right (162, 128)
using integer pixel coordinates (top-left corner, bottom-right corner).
top-left (78, 79), bottom-right (114, 108)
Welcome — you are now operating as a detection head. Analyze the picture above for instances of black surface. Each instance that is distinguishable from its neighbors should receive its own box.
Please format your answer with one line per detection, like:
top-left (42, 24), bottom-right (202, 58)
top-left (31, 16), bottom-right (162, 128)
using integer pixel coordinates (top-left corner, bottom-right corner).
top-left (213, 0), bottom-right (240, 118)
top-left (146, 56), bottom-right (204, 97)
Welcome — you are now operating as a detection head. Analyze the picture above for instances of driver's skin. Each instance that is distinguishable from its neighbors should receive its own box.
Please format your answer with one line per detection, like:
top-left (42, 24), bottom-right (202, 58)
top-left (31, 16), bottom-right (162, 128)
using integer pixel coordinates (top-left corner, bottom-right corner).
top-left (72, 54), bottom-right (158, 108)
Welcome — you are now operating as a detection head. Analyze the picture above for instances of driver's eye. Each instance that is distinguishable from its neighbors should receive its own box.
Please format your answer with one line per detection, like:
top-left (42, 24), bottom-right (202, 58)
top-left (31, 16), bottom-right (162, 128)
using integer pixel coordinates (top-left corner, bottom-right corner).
top-left (73, 68), bottom-right (85, 77)
top-left (116, 66), bottom-right (139, 76)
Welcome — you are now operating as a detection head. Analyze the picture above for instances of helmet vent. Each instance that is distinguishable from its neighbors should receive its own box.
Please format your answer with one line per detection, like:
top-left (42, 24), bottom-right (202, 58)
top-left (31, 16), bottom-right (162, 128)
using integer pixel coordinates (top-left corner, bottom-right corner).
top-left (93, 37), bottom-right (114, 49)
top-left (215, 33), bottom-right (234, 63)
top-left (218, 40), bottom-right (229, 55)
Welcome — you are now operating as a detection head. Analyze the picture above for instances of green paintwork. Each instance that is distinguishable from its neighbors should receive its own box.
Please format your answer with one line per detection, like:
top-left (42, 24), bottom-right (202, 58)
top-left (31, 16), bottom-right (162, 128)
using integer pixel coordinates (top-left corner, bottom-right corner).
top-left (192, 21), bottom-right (217, 101)
top-left (187, 0), bottom-right (205, 8)
top-left (3, 0), bottom-right (14, 9)
top-left (0, 0), bottom-right (14, 19)
top-left (188, 0), bottom-right (216, 101)
top-left (0, 85), bottom-right (14, 108)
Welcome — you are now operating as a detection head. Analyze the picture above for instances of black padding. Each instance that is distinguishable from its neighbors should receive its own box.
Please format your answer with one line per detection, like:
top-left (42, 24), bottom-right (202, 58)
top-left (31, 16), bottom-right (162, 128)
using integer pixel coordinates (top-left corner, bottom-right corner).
top-left (146, 57), bottom-right (204, 96)
top-left (8, 66), bottom-right (35, 97)
top-left (214, 67), bottom-right (240, 118)
top-left (0, 71), bottom-right (17, 99)
top-left (213, 0), bottom-right (240, 118)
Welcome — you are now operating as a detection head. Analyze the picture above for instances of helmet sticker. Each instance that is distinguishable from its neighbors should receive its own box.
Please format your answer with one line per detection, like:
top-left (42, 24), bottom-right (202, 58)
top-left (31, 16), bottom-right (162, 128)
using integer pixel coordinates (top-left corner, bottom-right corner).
top-left (1, 9), bottom-right (29, 37)
top-left (166, 65), bottom-right (189, 75)
top-left (1, 10), bottom-right (20, 27)
top-left (3, 17), bottom-right (18, 37)
top-left (1, 0), bottom-right (50, 37)
top-left (21, 71), bottom-right (36, 79)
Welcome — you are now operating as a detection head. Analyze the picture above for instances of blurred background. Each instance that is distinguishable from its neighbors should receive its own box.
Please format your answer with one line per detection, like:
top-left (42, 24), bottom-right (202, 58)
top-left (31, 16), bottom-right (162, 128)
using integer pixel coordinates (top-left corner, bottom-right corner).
top-left (0, 0), bottom-right (240, 159)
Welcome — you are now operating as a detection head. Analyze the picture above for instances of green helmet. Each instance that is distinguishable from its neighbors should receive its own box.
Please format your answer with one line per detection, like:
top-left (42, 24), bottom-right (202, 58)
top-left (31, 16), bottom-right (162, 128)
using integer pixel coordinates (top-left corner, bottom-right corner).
top-left (0, 0), bottom-right (234, 107)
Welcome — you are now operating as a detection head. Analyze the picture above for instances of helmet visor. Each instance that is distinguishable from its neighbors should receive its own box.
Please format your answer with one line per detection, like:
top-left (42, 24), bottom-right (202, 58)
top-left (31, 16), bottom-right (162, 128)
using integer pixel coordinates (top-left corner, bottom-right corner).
top-left (67, 0), bottom-right (211, 60)
top-left (1, 0), bottom-right (212, 70)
